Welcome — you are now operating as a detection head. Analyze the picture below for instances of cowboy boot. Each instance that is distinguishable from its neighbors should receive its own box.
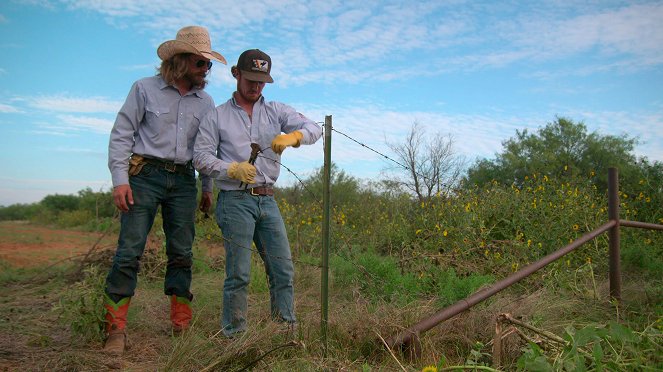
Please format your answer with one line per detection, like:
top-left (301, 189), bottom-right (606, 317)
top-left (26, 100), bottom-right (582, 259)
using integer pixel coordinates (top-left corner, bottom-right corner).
top-left (103, 296), bottom-right (130, 355)
top-left (170, 295), bottom-right (192, 335)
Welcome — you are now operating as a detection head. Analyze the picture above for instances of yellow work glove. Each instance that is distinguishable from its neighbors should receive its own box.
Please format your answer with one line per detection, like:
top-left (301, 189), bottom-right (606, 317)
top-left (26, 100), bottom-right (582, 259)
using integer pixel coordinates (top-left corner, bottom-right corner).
top-left (227, 161), bottom-right (256, 184)
top-left (271, 130), bottom-right (303, 155)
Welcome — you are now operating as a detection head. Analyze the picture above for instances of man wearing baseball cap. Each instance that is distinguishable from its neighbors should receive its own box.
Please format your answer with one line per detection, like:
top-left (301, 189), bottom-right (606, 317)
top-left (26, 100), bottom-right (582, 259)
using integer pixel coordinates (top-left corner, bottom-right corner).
top-left (104, 26), bottom-right (226, 355)
top-left (194, 49), bottom-right (322, 338)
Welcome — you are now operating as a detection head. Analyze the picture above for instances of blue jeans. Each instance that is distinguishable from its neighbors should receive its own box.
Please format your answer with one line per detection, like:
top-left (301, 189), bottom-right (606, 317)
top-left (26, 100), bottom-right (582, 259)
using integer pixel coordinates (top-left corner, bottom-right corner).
top-left (216, 190), bottom-right (296, 337)
top-left (105, 164), bottom-right (197, 301)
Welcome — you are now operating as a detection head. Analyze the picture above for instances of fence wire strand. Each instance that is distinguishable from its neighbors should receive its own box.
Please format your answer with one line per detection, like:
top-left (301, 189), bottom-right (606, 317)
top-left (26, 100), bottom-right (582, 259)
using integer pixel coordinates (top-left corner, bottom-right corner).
top-left (200, 119), bottom-right (441, 273)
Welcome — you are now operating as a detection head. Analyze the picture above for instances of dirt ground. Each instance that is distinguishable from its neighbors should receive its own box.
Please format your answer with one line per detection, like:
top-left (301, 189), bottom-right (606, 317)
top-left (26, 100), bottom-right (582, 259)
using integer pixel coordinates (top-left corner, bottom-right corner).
top-left (0, 221), bottom-right (228, 371)
top-left (0, 221), bottom-right (118, 268)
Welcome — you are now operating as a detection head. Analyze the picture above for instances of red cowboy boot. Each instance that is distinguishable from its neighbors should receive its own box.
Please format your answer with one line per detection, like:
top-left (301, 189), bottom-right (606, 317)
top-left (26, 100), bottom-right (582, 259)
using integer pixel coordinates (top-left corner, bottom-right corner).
top-left (170, 295), bottom-right (192, 334)
top-left (103, 296), bottom-right (130, 355)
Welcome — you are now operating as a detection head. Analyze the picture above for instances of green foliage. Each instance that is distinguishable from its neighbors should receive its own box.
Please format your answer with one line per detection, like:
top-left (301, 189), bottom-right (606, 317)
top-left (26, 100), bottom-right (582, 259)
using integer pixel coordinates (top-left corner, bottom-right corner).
top-left (54, 209), bottom-right (95, 229)
top-left (464, 117), bottom-right (646, 193)
top-left (0, 187), bottom-right (116, 230)
top-left (330, 251), bottom-right (493, 306)
top-left (41, 193), bottom-right (81, 212)
top-left (517, 321), bottom-right (663, 371)
top-left (0, 203), bottom-right (40, 221)
top-left (53, 265), bottom-right (107, 343)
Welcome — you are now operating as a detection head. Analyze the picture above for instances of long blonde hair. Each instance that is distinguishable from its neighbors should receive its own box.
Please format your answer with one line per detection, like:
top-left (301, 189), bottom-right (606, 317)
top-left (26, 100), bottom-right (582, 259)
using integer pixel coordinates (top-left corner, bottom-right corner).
top-left (158, 53), bottom-right (207, 89)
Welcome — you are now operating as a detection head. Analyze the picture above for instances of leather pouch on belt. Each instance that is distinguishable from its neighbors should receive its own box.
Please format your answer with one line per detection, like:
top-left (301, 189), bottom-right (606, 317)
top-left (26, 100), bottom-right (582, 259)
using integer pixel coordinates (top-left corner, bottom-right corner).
top-left (128, 154), bottom-right (146, 176)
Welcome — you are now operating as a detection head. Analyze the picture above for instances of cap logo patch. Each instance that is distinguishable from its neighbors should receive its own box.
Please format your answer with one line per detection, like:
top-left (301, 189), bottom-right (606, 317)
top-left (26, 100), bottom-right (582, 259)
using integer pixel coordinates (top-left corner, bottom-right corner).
top-left (251, 59), bottom-right (269, 72)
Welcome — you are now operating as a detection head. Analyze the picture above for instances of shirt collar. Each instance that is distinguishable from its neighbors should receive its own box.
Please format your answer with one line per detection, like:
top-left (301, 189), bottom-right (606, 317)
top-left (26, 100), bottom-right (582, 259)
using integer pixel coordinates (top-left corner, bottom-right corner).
top-left (158, 76), bottom-right (205, 98)
top-left (231, 92), bottom-right (264, 107)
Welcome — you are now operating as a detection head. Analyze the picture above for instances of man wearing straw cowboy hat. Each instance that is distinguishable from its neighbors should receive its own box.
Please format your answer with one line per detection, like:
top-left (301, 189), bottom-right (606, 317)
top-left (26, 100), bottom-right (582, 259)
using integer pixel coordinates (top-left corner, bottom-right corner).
top-left (104, 25), bottom-right (225, 355)
top-left (194, 49), bottom-right (322, 338)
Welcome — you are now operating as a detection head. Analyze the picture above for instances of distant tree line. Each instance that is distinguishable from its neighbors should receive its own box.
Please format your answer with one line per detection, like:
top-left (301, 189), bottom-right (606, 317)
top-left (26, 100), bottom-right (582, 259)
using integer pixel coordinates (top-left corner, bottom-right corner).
top-left (1, 117), bottom-right (661, 228)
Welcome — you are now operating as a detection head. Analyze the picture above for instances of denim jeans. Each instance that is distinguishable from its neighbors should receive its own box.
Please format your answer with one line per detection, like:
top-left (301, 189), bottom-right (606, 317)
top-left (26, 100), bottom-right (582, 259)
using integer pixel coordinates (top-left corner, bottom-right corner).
top-left (105, 163), bottom-right (197, 301)
top-left (216, 190), bottom-right (296, 337)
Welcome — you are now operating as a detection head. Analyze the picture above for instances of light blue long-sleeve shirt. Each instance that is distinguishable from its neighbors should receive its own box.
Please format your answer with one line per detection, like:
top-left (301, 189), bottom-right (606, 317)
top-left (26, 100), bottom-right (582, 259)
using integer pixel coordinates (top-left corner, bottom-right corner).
top-left (193, 94), bottom-right (322, 190)
top-left (108, 75), bottom-right (214, 191)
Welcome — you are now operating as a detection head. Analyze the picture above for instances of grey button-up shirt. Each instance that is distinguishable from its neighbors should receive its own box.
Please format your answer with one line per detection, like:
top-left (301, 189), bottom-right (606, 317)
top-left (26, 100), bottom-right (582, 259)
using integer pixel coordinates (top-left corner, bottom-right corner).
top-left (193, 94), bottom-right (322, 190)
top-left (108, 75), bottom-right (214, 191)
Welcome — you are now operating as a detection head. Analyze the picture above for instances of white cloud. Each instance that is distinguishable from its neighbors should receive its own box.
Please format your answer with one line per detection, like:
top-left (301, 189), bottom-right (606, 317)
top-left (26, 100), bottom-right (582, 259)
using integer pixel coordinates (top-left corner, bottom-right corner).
top-left (29, 95), bottom-right (122, 113)
top-left (56, 114), bottom-right (114, 133)
top-left (504, 3), bottom-right (663, 65)
top-left (0, 103), bottom-right (21, 113)
top-left (41, 0), bottom-right (663, 87)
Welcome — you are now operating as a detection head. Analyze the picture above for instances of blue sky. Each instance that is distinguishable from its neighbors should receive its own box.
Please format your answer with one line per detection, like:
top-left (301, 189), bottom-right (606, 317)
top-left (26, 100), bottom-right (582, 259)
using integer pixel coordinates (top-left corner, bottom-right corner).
top-left (1, 0), bottom-right (662, 206)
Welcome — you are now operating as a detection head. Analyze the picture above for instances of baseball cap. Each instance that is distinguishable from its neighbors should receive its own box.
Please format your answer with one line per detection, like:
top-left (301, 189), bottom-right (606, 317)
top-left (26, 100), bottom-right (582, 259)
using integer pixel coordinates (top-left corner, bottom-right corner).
top-left (236, 49), bottom-right (274, 83)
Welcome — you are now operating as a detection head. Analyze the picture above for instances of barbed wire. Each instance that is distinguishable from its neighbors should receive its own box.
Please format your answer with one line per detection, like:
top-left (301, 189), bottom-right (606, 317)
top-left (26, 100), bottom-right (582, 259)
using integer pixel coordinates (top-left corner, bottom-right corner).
top-left (199, 117), bottom-right (454, 275)
top-left (326, 125), bottom-right (453, 189)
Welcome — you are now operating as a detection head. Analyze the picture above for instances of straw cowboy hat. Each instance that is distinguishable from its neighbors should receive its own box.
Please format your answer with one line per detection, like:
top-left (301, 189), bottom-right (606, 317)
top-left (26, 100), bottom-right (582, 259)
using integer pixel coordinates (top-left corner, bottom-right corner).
top-left (157, 26), bottom-right (227, 64)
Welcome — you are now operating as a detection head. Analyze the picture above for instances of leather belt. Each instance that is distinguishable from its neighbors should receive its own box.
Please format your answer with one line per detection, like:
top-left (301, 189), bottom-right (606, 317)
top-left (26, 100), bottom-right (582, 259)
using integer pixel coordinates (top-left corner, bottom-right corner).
top-left (142, 157), bottom-right (192, 175)
top-left (247, 186), bottom-right (274, 196)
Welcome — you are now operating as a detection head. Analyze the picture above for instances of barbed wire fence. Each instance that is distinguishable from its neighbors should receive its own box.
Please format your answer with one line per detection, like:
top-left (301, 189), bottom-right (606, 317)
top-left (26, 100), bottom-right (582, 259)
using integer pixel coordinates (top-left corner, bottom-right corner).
top-left (193, 115), bottom-right (463, 353)
top-left (201, 116), bottom-right (458, 279)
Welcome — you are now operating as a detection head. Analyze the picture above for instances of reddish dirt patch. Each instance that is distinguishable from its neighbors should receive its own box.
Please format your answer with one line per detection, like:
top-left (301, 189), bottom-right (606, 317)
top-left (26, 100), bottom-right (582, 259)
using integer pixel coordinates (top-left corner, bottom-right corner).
top-left (0, 221), bottom-right (117, 268)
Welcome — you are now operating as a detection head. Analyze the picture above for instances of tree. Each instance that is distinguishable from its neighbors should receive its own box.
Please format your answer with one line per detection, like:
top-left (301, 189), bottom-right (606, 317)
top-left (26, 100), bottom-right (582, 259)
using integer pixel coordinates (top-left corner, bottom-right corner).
top-left (277, 162), bottom-right (361, 207)
top-left (464, 117), bottom-right (640, 192)
top-left (40, 193), bottom-right (80, 212)
top-left (386, 122), bottom-right (465, 202)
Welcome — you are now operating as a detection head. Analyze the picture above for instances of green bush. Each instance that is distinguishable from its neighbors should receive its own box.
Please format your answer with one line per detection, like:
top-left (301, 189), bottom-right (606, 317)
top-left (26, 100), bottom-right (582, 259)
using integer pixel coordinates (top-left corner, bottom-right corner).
top-left (331, 251), bottom-right (493, 306)
top-left (55, 210), bottom-right (94, 229)
top-left (53, 266), bottom-right (107, 343)
top-left (517, 321), bottom-right (662, 371)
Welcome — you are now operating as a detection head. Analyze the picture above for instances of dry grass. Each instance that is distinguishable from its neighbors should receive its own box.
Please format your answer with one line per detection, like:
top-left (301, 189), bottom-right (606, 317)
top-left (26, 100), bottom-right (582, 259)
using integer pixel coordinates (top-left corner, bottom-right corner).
top-left (1, 222), bottom-right (660, 371)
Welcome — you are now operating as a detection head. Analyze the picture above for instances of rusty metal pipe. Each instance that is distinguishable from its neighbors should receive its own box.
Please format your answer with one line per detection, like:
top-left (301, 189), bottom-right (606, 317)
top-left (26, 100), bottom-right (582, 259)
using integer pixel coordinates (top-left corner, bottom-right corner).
top-left (620, 220), bottom-right (663, 230)
top-left (385, 220), bottom-right (616, 349)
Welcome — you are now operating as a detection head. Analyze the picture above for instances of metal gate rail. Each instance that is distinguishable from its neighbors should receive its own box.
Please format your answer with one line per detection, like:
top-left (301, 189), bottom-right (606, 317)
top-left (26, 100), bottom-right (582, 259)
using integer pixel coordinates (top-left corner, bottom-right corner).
top-left (384, 168), bottom-right (663, 354)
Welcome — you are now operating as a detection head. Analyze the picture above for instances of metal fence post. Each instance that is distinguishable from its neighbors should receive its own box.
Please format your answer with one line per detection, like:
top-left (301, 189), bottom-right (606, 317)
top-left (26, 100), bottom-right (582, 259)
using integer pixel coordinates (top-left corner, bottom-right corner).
top-left (608, 167), bottom-right (621, 302)
top-left (321, 115), bottom-right (332, 357)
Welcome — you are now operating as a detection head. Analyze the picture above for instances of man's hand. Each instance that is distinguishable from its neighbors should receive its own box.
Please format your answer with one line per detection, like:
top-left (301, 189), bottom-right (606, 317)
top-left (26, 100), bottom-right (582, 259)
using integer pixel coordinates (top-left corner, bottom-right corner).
top-left (227, 161), bottom-right (256, 184)
top-left (113, 184), bottom-right (133, 212)
top-left (271, 130), bottom-right (303, 155)
top-left (199, 191), bottom-right (213, 214)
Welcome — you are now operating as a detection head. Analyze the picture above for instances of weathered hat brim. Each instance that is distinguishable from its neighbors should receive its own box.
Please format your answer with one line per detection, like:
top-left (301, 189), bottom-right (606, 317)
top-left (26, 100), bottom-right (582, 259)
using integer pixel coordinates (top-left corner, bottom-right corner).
top-left (240, 69), bottom-right (274, 83)
top-left (157, 40), bottom-right (227, 64)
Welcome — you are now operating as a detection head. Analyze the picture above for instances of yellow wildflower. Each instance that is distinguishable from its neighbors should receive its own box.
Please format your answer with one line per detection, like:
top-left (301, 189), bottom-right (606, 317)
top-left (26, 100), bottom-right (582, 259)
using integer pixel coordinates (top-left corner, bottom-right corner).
top-left (422, 366), bottom-right (438, 372)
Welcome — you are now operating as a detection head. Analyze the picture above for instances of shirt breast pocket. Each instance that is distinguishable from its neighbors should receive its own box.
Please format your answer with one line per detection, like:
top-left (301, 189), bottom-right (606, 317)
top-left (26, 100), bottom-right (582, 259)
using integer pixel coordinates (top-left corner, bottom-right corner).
top-left (256, 120), bottom-right (281, 150)
top-left (144, 105), bottom-right (171, 138)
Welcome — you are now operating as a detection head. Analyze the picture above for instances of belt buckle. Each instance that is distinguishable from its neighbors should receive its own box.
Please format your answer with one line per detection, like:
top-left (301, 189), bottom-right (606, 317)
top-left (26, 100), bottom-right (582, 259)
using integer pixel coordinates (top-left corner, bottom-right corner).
top-left (164, 162), bottom-right (177, 173)
top-left (250, 187), bottom-right (259, 196)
